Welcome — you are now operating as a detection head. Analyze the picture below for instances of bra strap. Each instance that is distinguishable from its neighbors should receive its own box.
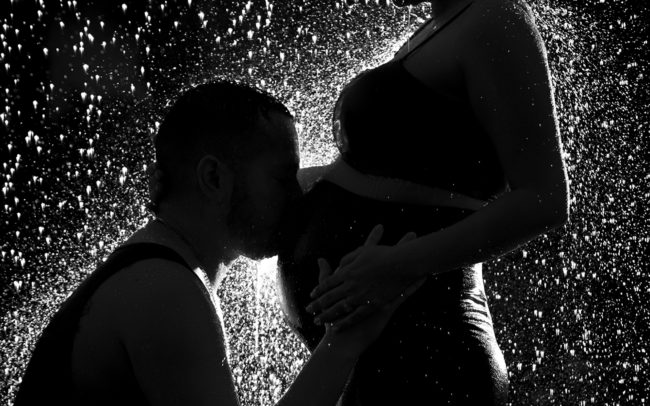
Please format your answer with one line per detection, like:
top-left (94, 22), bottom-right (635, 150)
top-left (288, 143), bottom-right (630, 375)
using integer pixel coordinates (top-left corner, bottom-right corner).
top-left (400, 0), bottom-right (475, 61)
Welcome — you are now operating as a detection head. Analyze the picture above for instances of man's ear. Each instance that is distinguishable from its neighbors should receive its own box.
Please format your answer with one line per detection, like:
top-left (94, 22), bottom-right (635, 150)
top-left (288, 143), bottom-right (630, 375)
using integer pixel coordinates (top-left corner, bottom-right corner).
top-left (196, 155), bottom-right (233, 204)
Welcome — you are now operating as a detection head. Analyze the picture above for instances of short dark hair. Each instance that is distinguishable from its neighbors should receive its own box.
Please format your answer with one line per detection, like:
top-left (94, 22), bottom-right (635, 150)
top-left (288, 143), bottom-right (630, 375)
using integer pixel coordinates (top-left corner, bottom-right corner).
top-left (148, 80), bottom-right (293, 214)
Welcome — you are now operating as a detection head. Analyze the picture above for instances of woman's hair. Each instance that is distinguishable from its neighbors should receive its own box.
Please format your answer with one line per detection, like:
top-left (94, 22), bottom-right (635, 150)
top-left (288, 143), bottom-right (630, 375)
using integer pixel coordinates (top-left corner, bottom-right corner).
top-left (147, 80), bottom-right (293, 215)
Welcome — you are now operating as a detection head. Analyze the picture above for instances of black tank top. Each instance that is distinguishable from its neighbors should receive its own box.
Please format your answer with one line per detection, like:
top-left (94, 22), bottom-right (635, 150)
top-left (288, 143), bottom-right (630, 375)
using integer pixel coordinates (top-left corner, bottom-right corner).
top-left (15, 243), bottom-right (193, 406)
top-left (333, 1), bottom-right (507, 201)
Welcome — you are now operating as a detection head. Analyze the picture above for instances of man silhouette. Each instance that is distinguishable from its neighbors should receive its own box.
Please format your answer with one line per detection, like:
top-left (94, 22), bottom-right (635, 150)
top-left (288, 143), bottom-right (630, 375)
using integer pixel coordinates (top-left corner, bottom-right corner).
top-left (16, 81), bottom-right (411, 406)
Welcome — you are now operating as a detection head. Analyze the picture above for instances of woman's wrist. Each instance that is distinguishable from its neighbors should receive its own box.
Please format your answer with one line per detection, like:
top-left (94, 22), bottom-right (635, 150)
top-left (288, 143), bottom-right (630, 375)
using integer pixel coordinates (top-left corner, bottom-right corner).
top-left (320, 330), bottom-right (364, 361)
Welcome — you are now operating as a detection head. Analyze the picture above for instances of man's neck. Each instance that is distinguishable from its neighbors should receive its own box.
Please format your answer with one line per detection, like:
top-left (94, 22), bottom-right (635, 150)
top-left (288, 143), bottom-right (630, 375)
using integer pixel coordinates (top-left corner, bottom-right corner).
top-left (155, 214), bottom-right (229, 286)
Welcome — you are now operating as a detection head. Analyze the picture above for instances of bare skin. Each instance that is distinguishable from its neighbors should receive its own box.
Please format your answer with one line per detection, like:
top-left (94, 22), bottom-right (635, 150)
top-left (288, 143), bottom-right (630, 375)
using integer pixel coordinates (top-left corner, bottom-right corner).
top-left (307, 0), bottom-right (570, 328)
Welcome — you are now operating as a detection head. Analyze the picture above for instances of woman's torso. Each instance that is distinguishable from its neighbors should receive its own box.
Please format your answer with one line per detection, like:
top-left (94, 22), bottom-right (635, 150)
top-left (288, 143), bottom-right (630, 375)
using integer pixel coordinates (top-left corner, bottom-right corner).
top-left (332, 0), bottom-right (507, 200)
top-left (278, 2), bottom-right (510, 404)
top-left (278, 182), bottom-right (508, 405)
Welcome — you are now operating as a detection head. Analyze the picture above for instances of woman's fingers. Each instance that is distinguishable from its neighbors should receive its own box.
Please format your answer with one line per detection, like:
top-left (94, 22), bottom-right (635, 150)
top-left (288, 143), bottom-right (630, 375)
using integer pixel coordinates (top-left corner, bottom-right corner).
top-left (310, 273), bottom-right (344, 299)
top-left (342, 228), bottom-right (412, 266)
top-left (364, 224), bottom-right (384, 246)
top-left (338, 247), bottom-right (363, 268)
top-left (338, 230), bottom-right (414, 271)
top-left (313, 298), bottom-right (358, 325)
top-left (312, 231), bottom-right (418, 331)
top-left (336, 224), bottom-right (386, 268)
top-left (306, 283), bottom-right (349, 315)
top-left (310, 225), bottom-right (389, 311)
top-left (317, 258), bottom-right (333, 284)
top-left (397, 231), bottom-right (417, 244)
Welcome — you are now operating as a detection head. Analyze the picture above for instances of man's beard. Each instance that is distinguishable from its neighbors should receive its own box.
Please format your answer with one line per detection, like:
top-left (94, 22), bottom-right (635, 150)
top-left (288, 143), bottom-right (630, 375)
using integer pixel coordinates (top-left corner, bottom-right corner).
top-left (226, 182), bottom-right (279, 260)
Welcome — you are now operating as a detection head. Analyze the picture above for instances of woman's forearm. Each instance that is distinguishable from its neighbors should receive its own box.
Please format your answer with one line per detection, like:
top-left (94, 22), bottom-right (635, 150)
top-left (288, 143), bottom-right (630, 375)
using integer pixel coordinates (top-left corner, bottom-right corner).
top-left (276, 333), bottom-right (356, 406)
top-left (396, 187), bottom-right (569, 278)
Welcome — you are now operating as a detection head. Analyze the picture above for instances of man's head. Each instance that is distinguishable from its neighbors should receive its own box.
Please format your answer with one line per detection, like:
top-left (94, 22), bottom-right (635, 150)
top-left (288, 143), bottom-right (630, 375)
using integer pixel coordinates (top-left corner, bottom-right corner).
top-left (150, 81), bottom-right (301, 260)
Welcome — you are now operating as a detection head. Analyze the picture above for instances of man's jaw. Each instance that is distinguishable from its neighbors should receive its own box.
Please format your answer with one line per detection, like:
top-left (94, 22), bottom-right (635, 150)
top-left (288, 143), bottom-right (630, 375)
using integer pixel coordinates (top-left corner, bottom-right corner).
top-left (224, 226), bottom-right (278, 262)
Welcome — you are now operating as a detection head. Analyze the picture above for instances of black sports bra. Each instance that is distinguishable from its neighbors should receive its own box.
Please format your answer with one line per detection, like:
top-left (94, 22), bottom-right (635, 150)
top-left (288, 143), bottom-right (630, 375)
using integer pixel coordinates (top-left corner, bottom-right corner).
top-left (333, 1), bottom-right (507, 201)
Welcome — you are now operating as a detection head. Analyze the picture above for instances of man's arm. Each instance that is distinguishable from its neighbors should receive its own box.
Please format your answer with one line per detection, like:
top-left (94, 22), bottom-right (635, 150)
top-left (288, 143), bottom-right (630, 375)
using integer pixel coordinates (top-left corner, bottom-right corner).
top-left (113, 259), bottom-right (239, 406)
top-left (108, 259), bottom-right (361, 406)
top-left (106, 227), bottom-right (402, 406)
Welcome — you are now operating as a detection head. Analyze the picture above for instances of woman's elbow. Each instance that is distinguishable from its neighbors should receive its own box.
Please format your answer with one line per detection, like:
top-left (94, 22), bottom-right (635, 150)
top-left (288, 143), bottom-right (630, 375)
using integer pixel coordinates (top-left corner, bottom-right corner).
top-left (548, 200), bottom-right (570, 228)
top-left (539, 188), bottom-right (570, 229)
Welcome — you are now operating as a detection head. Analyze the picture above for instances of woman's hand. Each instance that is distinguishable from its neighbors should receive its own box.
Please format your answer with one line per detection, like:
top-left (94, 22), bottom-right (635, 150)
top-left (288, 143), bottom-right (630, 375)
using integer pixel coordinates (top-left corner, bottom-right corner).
top-left (319, 225), bottom-right (425, 352)
top-left (308, 225), bottom-right (426, 332)
top-left (277, 229), bottom-right (422, 406)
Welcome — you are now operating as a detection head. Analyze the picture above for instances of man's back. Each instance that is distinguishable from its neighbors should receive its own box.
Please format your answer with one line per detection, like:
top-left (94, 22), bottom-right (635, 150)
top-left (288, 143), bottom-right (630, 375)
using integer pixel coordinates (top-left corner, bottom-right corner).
top-left (71, 258), bottom-right (185, 406)
top-left (70, 222), bottom-right (236, 406)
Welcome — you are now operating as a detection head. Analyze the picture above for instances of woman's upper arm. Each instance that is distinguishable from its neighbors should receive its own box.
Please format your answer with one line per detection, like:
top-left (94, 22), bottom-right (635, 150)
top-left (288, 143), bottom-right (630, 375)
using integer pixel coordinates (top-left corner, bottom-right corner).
top-left (112, 261), bottom-right (239, 406)
top-left (462, 0), bottom-right (569, 219)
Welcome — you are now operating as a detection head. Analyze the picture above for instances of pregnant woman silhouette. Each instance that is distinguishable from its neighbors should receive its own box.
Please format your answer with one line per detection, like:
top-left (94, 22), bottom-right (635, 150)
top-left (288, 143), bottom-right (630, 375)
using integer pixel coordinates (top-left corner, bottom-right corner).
top-left (278, 0), bottom-right (569, 404)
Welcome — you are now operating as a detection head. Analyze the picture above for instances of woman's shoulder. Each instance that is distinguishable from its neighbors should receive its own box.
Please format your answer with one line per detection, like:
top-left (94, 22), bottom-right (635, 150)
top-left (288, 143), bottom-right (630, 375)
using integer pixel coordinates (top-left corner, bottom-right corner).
top-left (463, 0), bottom-right (538, 39)
top-left (471, 0), bottom-right (534, 16)
top-left (459, 0), bottom-right (544, 59)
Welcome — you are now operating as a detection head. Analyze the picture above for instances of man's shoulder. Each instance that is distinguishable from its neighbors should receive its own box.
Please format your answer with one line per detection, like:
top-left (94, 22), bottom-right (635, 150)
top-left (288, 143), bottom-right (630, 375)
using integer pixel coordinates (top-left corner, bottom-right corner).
top-left (91, 257), bottom-right (217, 334)
top-left (97, 256), bottom-right (198, 297)
top-left (80, 259), bottom-right (237, 404)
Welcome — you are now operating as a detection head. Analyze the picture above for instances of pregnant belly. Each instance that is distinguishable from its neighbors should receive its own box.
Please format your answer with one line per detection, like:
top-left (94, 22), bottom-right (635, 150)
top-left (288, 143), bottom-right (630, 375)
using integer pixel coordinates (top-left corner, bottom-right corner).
top-left (277, 179), bottom-right (479, 350)
top-left (277, 180), bottom-right (508, 404)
